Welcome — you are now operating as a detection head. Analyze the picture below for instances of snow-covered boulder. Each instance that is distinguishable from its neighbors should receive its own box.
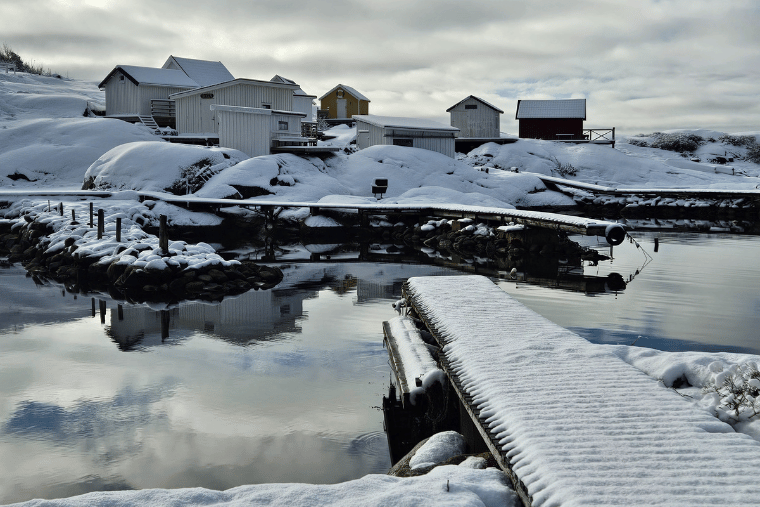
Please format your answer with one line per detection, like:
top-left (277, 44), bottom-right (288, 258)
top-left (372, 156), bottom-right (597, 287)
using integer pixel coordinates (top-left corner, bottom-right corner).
top-left (83, 141), bottom-right (248, 194)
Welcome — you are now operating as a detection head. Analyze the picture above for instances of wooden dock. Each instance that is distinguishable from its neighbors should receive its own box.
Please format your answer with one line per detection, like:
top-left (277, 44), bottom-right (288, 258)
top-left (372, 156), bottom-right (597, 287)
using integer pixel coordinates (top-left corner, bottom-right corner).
top-left (0, 190), bottom-right (627, 244)
top-left (399, 275), bottom-right (760, 506)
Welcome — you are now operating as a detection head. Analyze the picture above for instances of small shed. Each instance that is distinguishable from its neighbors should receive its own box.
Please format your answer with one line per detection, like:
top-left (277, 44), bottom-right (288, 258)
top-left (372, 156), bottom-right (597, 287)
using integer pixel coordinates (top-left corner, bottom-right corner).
top-left (162, 56), bottom-right (234, 87)
top-left (170, 78), bottom-right (300, 135)
top-left (447, 95), bottom-right (503, 138)
top-left (353, 115), bottom-right (459, 158)
top-left (211, 105), bottom-right (306, 157)
top-left (515, 99), bottom-right (586, 140)
top-left (319, 84), bottom-right (369, 119)
top-left (98, 65), bottom-right (198, 122)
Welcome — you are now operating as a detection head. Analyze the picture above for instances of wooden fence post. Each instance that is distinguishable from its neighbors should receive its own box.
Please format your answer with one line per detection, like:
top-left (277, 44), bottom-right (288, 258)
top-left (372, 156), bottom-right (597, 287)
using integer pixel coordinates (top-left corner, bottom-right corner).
top-left (159, 215), bottom-right (168, 255)
top-left (97, 209), bottom-right (104, 239)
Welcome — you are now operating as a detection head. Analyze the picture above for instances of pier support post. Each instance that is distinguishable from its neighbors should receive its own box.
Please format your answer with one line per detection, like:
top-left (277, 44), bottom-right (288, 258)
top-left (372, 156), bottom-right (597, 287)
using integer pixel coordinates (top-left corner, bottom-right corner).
top-left (89, 202), bottom-right (93, 228)
top-left (159, 215), bottom-right (168, 255)
top-left (97, 209), bottom-right (104, 239)
top-left (99, 299), bottom-right (106, 324)
top-left (116, 217), bottom-right (121, 242)
top-left (59, 202), bottom-right (63, 216)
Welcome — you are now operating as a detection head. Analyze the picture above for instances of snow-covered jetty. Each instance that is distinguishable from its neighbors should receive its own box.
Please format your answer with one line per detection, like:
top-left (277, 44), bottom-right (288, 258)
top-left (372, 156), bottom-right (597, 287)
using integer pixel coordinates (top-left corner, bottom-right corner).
top-left (402, 275), bottom-right (760, 506)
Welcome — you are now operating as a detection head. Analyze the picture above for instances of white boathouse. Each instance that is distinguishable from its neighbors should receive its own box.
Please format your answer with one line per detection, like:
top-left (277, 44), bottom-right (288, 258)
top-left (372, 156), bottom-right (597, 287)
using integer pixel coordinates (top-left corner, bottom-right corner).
top-left (447, 95), bottom-right (503, 138)
top-left (211, 105), bottom-right (306, 157)
top-left (354, 115), bottom-right (460, 158)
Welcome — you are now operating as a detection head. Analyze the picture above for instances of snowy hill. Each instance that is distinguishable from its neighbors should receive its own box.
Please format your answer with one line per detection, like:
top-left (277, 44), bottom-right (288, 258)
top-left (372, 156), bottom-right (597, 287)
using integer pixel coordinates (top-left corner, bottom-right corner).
top-left (3, 71), bottom-right (760, 204)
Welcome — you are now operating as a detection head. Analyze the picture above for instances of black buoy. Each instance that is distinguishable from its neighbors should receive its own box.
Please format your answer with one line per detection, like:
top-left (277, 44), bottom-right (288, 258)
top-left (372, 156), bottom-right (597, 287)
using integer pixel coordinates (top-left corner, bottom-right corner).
top-left (604, 224), bottom-right (626, 246)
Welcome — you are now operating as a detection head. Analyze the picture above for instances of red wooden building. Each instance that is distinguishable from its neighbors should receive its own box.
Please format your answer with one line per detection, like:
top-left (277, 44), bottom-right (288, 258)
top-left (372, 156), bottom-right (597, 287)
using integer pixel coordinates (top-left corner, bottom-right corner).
top-left (515, 99), bottom-right (586, 140)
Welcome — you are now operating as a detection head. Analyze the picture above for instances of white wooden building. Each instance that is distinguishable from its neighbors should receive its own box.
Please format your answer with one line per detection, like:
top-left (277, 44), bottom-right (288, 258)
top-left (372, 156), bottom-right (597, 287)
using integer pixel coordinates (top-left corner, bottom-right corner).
top-left (211, 105), bottom-right (306, 157)
top-left (270, 75), bottom-right (316, 121)
top-left (447, 95), bottom-right (503, 138)
top-left (353, 115), bottom-right (459, 158)
top-left (162, 56), bottom-right (234, 87)
top-left (170, 78), bottom-right (300, 135)
top-left (98, 65), bottom-right (198, 118)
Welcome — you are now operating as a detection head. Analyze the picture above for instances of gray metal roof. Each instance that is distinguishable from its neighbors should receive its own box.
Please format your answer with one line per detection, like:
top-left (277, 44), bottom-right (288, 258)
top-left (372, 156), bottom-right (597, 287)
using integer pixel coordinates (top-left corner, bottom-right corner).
top-left (163, 56), bottom-right (234, 87)
top-left (515, 99), bottom-right (586, 120)
top-left (319, 84), bottom-right (370, 102)
top-left (354, 114), bottom-right (459, 131)
top-left (98, 65), bottom-right (199, 89)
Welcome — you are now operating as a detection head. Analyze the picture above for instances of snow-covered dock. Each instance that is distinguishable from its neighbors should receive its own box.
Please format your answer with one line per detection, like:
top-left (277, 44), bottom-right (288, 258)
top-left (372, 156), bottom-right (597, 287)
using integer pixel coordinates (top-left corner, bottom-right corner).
top-left (0, 189), bottom-right (626, 242)
top-left (402, 275), bottom-right (760, 506)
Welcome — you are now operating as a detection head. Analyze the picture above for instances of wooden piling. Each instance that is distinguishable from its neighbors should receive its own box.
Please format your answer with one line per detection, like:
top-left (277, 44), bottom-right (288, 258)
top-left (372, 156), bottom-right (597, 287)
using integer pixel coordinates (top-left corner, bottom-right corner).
top-left (97, 209), bottom-right (104, 239)
top-left (159, 215), bottom-right (168, 254)
top-left (91, 298), bottom-right (95, 317)
top-left (116, 217), bottom-right (121, 242)
top-left (89, 202), bottom-right (93, 228)
top-left (59, 202), bottom-right (63, 216)
top-left (99, 299), bottom-right (106, 324)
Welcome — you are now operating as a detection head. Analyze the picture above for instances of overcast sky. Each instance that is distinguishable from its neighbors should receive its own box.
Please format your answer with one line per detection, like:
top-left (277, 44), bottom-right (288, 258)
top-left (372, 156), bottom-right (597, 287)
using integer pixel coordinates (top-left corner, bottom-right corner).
top-left (2, 0), bottom-right (759, 134)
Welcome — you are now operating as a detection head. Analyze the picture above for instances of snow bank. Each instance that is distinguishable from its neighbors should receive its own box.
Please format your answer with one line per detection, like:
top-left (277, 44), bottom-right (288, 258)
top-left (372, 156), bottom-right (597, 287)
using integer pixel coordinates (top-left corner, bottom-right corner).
top-left (10, 465), bottom-right (517, 507)
top-left (84, 142), bottom-right (248, 193)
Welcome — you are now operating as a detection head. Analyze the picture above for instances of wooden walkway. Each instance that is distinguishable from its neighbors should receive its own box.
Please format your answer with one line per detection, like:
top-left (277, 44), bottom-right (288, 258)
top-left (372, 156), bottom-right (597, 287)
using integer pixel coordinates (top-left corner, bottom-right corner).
top-left (401, 275), bottom-right (760, 506)
top-left (0, 189), bottom-right (625, 242)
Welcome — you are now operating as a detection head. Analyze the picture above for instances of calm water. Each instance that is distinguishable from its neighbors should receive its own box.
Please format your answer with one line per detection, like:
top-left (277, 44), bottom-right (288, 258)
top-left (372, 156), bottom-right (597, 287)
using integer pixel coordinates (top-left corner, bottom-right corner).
top-left (1, 232), bottom-right (759, 503)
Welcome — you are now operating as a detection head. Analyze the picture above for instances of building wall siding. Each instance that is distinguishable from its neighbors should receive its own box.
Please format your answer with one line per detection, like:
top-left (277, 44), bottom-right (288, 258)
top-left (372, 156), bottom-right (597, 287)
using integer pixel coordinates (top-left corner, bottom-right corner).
top-left (518, 118), bottom-right (584, 140)
top-left (355, 119), bottom-right (455, 157)
top-left (449, 97), bottom-right (500, 137)
top-left (104, 72), bottom-right (188, 116)
top-left (216, 110), bottom-right (272, 157)
top-left (175, 83), bottom-right (294, 134)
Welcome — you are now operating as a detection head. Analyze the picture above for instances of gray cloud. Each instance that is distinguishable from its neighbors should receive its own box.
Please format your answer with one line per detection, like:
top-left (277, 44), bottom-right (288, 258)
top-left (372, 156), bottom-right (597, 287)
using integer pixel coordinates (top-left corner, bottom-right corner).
top-left (2, 0), bottom-right (758, 133)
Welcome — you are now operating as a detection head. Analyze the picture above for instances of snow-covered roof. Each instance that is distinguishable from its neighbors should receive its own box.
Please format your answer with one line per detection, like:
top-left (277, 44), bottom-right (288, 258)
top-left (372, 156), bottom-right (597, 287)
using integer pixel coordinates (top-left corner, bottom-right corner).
top-left (446, 95), bottom-right (504, 113)
top-left (354, 114), bottom-right (459, 132)
top-left (515, 98), bottom-right (586, 119)
top-left (270, 75), bottom-right (317, 98)
top-left (98, 65), bottom-right (199, 89)
top-left (319, 84), bottom-right (370, 102)
top-left (169, 78), bottom-right (299, 99)
top-left (163, 56), bottom-right (234, 87)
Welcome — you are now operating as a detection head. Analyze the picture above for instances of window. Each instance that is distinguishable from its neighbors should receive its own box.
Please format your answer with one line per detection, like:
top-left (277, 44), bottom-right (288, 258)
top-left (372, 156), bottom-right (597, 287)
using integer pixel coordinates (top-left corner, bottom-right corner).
top-left (278, 121), bottom-right (289, 131)
top-left (119, 74), bottom-right (125, 83)
top-left (465, 104), bottom-right (477, 110)
top-left (392, 138), bottom-right (413, 147)
top-left (261, 103), bottom-right (271, 109)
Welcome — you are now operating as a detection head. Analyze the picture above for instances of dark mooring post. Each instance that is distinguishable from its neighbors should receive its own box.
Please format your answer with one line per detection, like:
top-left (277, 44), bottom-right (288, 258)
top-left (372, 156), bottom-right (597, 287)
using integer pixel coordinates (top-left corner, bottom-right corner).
top-left (99, 299), bottom-right (106, 324)
top-left (97, 209), bottom-right (104, 239)
top-left (71, 209), bottom-right (76, 224)
top-left (89, 202), bottom-right (93, 228)
top-left (91, 298), bottom-right (96, 317)
top-left (160, 310), bottom-right (170, 341)
top-left (116, 217), bottom-right (121, 242)
top-left (59, 202), bottom-right (63, 216)
top-left (654, 237), bottom-right (660, 253)
top-left (117, 304), bottom-right (124, 321)
top-left (159, 215), bottom-right (168, 255)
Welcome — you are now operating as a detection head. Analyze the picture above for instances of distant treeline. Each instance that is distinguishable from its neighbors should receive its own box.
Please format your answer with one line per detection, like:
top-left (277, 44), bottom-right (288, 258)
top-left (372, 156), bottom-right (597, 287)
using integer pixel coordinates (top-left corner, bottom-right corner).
top-left (1, 43), bottom-right (59, 77)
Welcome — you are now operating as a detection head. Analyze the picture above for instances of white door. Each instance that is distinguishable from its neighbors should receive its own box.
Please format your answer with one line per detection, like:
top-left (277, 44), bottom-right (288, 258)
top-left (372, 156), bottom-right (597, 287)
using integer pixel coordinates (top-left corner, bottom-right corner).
top-left (201, 98), bottom-right (215, 133)
top-left (337, 98), bottom-right (347, 118)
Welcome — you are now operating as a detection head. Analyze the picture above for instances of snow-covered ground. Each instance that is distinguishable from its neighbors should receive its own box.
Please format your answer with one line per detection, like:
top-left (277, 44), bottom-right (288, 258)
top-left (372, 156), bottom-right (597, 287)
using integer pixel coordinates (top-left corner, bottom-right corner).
top-left (3, 71), bottom-right (760, 506)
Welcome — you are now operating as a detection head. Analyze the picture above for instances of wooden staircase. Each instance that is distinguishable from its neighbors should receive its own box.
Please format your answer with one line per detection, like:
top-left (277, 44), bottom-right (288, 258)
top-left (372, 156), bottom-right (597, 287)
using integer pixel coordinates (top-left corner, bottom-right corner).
top-left (138, 115), bottom-right (161, 134)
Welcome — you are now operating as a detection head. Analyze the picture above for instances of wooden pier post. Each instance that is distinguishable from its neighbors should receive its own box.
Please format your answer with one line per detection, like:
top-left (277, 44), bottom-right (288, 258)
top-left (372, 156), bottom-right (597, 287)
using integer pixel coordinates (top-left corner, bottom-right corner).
top-left (91, 298), bottom-right (95, 317)
top-left (159, 215), bottom-right (168, 255)
top-left (160, 310), bottom-right (170, 340)
top-left (59, 202), bottom-right (63, 216)
top-left (99, 299), bottom-right (106, 324)
top-left (97, 209), bottom-right (104, 239)
top-left (117, 304), bottom-right (124, 321)
top-left (89, 202), bottom-right (93, 228)
top-left (116, 217), bottom-right (121, 242)
top-left (71, 209), bottom-right (76, 224)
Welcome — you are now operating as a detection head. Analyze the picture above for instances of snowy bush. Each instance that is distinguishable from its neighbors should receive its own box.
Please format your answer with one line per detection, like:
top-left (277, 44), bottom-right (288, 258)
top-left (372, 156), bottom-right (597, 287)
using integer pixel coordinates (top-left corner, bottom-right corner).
top-left (550, 156), bottom-right (578, 177)
top-left (627, 138), bottom-right (649, 147)
top-left (718, 134), bottom-right (756, 147)
top-left (704, 362), bottom-right (760, 422)
top-left (745, 143), bottom-right (760, 164)
top-left (650, 133), bottom-right (705, 153)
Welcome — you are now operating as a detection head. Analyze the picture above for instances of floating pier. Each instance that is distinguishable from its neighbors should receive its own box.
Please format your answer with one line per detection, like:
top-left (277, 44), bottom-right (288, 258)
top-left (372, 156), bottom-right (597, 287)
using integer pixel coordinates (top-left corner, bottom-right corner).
top-left (395, 275), bottom-right (760, 506)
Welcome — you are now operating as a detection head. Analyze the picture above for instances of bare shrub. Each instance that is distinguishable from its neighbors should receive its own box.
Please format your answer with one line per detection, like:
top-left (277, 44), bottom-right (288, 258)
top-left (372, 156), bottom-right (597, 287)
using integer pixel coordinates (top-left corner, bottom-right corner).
top-left (704, 362), bottom-right (760, 422)
top-left (650, 133), bottom-right (705, 153)
top-left (719, 134), bottom-right (756, 147)
top-left (550, 156), bottom-right (578, 177)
